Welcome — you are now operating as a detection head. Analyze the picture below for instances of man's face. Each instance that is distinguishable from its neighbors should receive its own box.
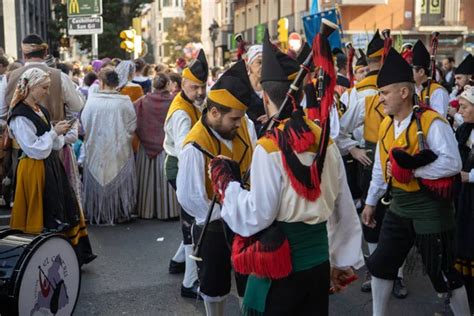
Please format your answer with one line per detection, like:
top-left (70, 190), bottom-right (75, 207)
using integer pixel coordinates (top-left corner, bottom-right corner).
top-left (442, 59), bottom-right (453, 72)
top-left (248, 55), bottom-right (262, 80)
top-left (412, 67), bottom-right (425, 84)
top-left (210, 107), bottom-right (245, 140)
top-left (455, 74), bottom-right (470, 91)
top-left (354, 66), bottom-right (368, 82)
top-left (378, 84), bottom-right (406, 116)
top-left (458, 98), bottom-right (474, 123)
top-left (182, 79), bottom-right (206, 106)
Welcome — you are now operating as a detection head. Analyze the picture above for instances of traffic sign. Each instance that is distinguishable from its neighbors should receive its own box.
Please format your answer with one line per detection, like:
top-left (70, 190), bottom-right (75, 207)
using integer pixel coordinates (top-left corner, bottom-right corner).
top-left (67, 0), bottom-right (102, 16)
top-left (68, 16), bottom-right (103, 35)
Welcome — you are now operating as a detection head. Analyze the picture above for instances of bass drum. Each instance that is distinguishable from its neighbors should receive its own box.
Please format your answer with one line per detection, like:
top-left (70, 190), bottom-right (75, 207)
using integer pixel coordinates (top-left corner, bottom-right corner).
top-left (0, 229), bottom-right (81, 315)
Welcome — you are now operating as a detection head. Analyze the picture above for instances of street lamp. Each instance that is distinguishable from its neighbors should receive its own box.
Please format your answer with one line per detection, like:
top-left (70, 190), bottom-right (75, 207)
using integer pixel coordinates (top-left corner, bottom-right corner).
top-left (208, 19), bottom-right (219, 67)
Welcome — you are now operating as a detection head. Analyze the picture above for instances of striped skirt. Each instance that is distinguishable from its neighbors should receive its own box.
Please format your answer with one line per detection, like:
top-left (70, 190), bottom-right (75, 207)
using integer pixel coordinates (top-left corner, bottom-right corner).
top-left (136, 145), bottom-right (180, 219)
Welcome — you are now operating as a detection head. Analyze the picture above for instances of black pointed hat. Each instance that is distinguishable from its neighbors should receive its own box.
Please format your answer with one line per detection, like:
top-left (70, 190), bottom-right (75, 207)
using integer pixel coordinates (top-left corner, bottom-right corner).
top-left (208, 59), bottom-right (252, 110)
top-left (455, 54), bottom-right (473, 75)
top-left (377, 48), bottom-right (414, 88)
top-left (412, 40), bottom-right (430, 69)
top-left (296, 42), bottom-right (311, 65)
top-left (182, 49), bottom-right (209, 84)
top-left (355, 49), bottom-right (368, 70)
top-left (261, 29), bottom-right (300, 83)
top-left (367, 30), bottom-right (384, 58)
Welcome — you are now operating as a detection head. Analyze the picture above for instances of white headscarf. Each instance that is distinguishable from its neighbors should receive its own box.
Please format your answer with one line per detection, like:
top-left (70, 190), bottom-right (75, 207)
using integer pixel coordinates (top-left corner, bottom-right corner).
top-left (10, 67), bottom-right (50, 108)
top-left (245, 45), bottom-right (263, 66)
top-left (115, 60), bottom-right (135, 90)
top-left (460, 85), bottom-right (474, 105)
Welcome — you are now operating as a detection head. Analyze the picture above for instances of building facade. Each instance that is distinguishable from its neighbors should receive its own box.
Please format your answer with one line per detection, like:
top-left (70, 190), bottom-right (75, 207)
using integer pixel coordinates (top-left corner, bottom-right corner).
top-left (234, 0), bottom-right (473, 61)
top-left (0, 0), bottom-right (52, 60)
top-left (150, 0), bottom-right (185, 64)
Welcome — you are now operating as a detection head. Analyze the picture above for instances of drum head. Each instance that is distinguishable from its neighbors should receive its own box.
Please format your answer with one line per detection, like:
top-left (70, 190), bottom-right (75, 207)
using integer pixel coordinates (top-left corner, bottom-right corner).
top-left (17, 235), bottom-right (80, 316)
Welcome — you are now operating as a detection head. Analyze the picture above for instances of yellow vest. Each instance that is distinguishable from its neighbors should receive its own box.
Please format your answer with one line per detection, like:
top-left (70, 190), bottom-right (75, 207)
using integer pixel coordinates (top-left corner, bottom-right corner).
top-left (355, 73), bottom-right (377, 93)
top-left (364, 94), bottom-right (387, 143)
top-left (419, 82), bottom-right (443, 105)
top-left (378, 110), bottom-right (444, 192)
top-left (183, 117), bottom-right (253, 199)
top-left (165, 92), bottom-right (201, 126)
top-left (258, 118), bottom-right (333, 153)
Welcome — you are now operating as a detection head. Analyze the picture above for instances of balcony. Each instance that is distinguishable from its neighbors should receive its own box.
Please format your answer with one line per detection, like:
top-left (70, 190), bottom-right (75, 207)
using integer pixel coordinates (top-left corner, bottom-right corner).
top-left (336, 0), bottom-right (388, 5)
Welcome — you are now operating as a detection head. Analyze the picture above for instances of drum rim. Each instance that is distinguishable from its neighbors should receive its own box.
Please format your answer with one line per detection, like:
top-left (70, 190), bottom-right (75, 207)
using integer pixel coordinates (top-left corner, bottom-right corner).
top-left (11, 232), bottom-right (82, 315)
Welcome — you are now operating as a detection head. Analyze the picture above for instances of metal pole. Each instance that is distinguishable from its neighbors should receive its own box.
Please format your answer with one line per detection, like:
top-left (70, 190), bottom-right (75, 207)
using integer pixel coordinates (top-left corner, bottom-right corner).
top-left (92, 33), bottom-right (99, 60)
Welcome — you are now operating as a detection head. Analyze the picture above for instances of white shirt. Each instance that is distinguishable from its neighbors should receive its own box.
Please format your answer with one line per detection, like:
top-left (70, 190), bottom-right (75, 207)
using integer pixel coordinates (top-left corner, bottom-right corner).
top-left (416, 84), bottom-right (450, 117)
top-left (300, 95), bottom-right (340, 140)
top-left (0, 61), bottom-right (85, 124)
top-left (176, 119), bottom-right (257, 225)
top-left (9, 109), bottom-right (64, 160)
top-left (467, 130), bottom-right (474, 183)
top-left (366, 112), bottom-right (462, 206)
top-left (219, 143), bottom-right (364, 269)
top-left (163, 108), bottom-right (202, 158)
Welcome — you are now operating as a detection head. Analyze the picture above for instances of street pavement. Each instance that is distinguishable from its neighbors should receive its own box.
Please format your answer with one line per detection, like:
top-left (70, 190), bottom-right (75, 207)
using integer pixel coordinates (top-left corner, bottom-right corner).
top-left (72, 218), bottom-right (454, 316)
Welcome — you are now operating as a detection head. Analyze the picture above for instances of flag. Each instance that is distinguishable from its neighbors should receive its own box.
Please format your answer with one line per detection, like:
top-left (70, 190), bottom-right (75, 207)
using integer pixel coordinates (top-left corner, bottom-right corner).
top-left (303, 8), bottom-right (342, 50)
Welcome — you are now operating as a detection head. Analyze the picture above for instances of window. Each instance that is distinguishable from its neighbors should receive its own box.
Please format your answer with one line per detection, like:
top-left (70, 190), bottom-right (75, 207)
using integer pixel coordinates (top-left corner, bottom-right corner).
top-left (163, 18), bottom-right (173, 31)
top-left (163, 0), bottom-right (171, 7)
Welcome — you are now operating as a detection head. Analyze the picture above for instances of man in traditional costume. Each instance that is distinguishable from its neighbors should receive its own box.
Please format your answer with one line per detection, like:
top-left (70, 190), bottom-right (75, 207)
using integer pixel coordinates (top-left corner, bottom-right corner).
top-left (337, 30), bottom-right (408, 296)
top-left (245, 45), bottom-right (267, 133)
top-left (362, 48), bottom-right (470, 316)
top-left (412, 40), bottom-right (450, 117)
top-left (176, 59), bottom-right (256, 316)
top-left (448, 54), bottom-right (473, 128)
top-left (207, 26), bottom-right (363, 315)
top-left (163, 50), bottom-right (208, 298)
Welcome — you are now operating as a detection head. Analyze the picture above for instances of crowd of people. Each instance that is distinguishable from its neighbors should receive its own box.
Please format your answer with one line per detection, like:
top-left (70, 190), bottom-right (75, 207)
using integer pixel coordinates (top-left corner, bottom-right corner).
top-left (0, 24), bottom-right (473, 315)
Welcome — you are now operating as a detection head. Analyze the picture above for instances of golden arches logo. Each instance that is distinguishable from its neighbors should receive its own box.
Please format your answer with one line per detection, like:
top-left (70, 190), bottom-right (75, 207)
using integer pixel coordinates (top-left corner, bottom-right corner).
top-left (69, 0), bottom-right (80, 14)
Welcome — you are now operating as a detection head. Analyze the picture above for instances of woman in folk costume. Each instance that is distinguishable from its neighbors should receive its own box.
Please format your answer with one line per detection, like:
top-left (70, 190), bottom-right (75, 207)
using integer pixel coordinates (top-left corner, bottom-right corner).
top-left (135, 73), bottom-right (180, 219)
top-left (116, 60), bottom-right (144, 102)
top-left (454, 85), bottom-right (474, 302)
top-left (8, 67), bottom-right (96, 265)
top-left (82, 68), bottom-right (137, 225)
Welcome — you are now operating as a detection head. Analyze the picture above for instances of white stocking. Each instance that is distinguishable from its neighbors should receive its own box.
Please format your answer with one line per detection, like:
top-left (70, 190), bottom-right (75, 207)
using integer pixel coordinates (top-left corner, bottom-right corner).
top-left (371, 276), bottom-right (392, 316)
top-left (183, 245), bottom-right (198, 287)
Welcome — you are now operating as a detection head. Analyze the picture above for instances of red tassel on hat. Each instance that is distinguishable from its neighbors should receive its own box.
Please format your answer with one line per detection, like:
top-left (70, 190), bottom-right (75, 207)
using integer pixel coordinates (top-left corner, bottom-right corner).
top-left (237, 39), bottom-right (247, 61)
top-left (420, 176), bottom-right (455, 199)
top-left (389, 148), bottom-right (413, 183)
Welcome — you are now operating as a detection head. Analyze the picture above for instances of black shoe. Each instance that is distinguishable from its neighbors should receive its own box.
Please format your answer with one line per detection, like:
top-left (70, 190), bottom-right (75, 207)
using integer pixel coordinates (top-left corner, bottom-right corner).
top-left (83, 254), bottom-right (98, 265)
top-left (169, 260), bottom-right (185, 274)
top-left (181, 281), bottom-right (202, 300)
top-left (360, 271), bottom-right (372, 292)
top-left (392, 277), bottom-right (408, 299)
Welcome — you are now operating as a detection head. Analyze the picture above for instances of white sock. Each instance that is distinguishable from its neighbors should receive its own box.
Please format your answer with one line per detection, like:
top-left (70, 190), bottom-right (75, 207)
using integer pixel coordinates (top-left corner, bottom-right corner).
top-left (397, 261), bottom-right (405, 279)
top-left (371, 276), bottom-right (392, 316)
top-left (172, 241), bottom-right (185, 263)
top-left (449, 286), bottom-right (471, 316)
top-left (183, 245), bottom-right (198, 288)
top-left (204, 300), bottom-right (226, 316)
top-left (368, 242), bottom-right (378, 255)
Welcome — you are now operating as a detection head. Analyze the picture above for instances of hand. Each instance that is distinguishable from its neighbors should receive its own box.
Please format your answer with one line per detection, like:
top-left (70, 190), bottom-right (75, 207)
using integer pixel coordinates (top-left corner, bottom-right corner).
top-left (387, 161), bottom-right (392, 178)
top-left (330, 267), bottom-right (356, 293)
top-left (447, 106), bottom-right (457, 117)
top-left (349, 147), bottom-right (373, 166)
top-left (257, 114), bottom-right (269, 124)
top-left (461, 171), bottom-right (470, 183)
top-left (54, 120), bottom-right (70, 135)
top-left (361, 205), bottom-right (376, 228)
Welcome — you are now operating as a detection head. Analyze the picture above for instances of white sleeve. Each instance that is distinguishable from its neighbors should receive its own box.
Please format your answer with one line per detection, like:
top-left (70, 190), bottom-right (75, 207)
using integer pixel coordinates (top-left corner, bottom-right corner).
top-left (176, 144), bottom-right (220, 224)
top-left (9, 116), bottom-right (62, 160)
top-left (414, 119), bottom-right (462, 179)
top-left (220, 145), bottom-right (281, 237)
top-left (168, 110), bottom-right (192, 156)
top-left (366, 141), bottom-right (387, 206)
top-left (469, 170), bottom-right (474, 183)
top-left (327, 150), bottom-right (364, 269)
top-left (336, 97), bottom-right (365, 155)
top-left (429, 88), bottom-right (449, 118)
top-left (330, 105), bottom-right (340, 140)
top-left (0, 77), bottom-right (7, 124)
top-left (61, 72), bottom-right (85, 112)
top-left (246, 116), bottom-right (258, 147)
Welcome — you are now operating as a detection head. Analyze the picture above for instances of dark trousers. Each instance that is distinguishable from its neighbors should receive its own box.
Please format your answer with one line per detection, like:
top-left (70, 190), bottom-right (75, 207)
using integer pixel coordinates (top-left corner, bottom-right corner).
top-left (264, 261), bottom-right (330, 316)
top-left (168, 179), bottom-right (195, 245)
